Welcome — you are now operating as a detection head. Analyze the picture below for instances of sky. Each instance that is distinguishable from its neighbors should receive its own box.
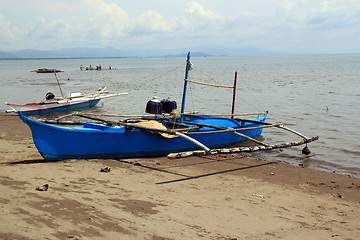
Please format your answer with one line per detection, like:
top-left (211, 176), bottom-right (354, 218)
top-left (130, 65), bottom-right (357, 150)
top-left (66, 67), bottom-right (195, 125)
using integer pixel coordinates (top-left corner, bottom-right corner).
top-left (1, 0), bottom-right (360, 54)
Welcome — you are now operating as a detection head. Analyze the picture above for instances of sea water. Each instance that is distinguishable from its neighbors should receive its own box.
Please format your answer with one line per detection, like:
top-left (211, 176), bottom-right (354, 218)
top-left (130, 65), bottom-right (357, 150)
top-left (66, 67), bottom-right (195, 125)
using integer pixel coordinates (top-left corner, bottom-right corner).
top-left (0, 54), bottom-right (359, 176)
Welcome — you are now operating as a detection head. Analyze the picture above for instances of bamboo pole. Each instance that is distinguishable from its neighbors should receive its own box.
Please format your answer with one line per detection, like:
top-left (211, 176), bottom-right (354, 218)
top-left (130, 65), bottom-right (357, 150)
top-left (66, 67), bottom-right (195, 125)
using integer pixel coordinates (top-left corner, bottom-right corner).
top-left (75, 113), bottom-right (271, 148)
top-left (173, 132), bottom-right (210, 152)
top-left (182, 112), bottom-right (267, 117)
top-left (54, 71), bottom-right (64, 98)
top-left (75, 112), bottom-right (151, 118)
top-left (78, 112), bottom-right (267, 119)
top-left (39, 119), bottom-right (84, 125)
top-left (186, 123), bottom-right (280, 134)
top-left (231, 71), bottom-right (237, 119)
top-left (276, 124), bottom-right (310, 140)
top-left (118, 122), bottom-right (210, 153)
top-left (54, 112), bottom-right (77, 120)
top-left (183, 120), bottom-right (269, 147)
top-left (184, 79), bottom-right (234, 88)
top-left (167, 136), bottom-right (319, 159)
top-left (74, 113), bottom-right (211, 153)
top-left (225, 128), bottom-right (268, 146)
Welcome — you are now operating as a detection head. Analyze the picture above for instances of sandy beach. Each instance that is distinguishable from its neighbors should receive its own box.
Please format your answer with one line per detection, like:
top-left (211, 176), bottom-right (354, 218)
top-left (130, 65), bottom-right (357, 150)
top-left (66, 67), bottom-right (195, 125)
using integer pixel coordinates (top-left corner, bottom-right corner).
top-left (0, 113), bottom-right (359, 240)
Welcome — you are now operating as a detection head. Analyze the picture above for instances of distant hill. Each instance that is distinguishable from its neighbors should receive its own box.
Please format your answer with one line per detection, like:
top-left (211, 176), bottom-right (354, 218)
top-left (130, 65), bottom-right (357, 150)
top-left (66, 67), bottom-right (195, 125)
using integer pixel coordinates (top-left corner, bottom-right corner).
top-left (0, 46), bottom-right (288, 59)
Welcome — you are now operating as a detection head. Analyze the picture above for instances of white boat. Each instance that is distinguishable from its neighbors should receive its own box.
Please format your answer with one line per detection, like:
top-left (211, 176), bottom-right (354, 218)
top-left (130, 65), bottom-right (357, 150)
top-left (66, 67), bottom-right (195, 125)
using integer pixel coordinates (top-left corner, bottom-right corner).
top-left (6, 87), bottom-right (128, 116)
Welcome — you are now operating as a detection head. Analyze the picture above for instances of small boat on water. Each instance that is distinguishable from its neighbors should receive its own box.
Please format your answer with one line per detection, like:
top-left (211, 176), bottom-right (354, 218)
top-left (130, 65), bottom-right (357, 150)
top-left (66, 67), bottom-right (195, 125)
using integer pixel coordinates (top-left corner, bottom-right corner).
top-left (6, 71), bottom-right (128, 116)
top-left (6, 87), bottom-right (128, 116)
top-left (32, 68), bottom-right (63, 73)
top-left (18, 52), bottom-right (318, 160)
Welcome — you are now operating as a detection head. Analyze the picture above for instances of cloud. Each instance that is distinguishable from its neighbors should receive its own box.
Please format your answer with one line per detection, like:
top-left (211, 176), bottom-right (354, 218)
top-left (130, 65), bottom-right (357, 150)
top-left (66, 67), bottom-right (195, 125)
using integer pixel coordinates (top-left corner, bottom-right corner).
top-left (28, 18), bottom-right (72, 39)
top-left (85, 0), bottom-right (129, 31)
top-left (186, 1), bottom-right (221, 19)
top-left (307, 0), bottom-right (360, 29)
top-left (268, 0), bottom-right (360, 52)
top-left (123, 1), bottom-right (227, 47)
top-left (128, 10), bottom-right (175, 36)
top-left (273, 0), bottom-right (360, 30)
top-left (1, 0), bottom-right (359, 53)
top-left (0, 14), bottom-right (16, 45)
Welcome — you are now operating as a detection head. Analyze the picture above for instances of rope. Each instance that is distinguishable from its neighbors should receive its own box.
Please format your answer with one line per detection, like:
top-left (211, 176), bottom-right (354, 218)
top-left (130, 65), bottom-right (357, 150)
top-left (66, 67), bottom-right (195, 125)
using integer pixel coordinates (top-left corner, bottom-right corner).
top-left (129, 65), bottom-right (182, 91)
top-left (183, 112), bottom-right (267, 117)
top-left (192, 65), bottom-right (223, 86)
top-left (186, 123), bottom-right (280, 134)
top-left (184, 79), bottom-right (233, 88)
top-left (191, 64), bottom-right (263, 113)
top-left (190, 63), bottom-right (293, 121)
top-left (188, 80), bottom-right (195, 113)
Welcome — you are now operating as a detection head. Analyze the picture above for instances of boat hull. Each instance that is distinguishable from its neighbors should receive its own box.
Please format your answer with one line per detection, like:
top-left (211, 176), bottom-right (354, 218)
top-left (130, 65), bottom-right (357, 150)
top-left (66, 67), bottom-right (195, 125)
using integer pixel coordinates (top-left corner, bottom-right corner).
top-left (5, 86), bottom-right (128, 116)
top-left (19, 111), bottom-right (267, 160)
top-left (7, 99), bottom-right (101, 116)
top-left (33, 68), bottom-right (63, 73)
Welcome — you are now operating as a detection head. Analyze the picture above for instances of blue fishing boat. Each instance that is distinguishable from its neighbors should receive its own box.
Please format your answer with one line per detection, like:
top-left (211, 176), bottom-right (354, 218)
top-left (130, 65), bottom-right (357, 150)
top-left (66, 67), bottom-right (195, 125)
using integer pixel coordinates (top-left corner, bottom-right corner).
top-left (18, 111), bottom-right (267, 160)
top-left (18, 52), bottom-right (270, 160)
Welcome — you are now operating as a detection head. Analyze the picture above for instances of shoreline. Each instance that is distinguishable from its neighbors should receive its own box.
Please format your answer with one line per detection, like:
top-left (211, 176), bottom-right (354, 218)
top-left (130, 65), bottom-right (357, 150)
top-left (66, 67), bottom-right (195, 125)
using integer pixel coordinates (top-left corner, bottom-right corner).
top-left (0, 113), bottom-right (359, 239)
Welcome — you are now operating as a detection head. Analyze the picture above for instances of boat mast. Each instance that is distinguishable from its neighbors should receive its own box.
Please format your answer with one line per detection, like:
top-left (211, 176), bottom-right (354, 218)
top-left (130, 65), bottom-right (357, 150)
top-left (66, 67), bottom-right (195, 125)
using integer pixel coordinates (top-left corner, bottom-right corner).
top-left (180, 52), bottom-right (191, 123)
top-left (54, 71), bottom-right (64, 98)
top-left (231, 71), bottom-right (238, 119)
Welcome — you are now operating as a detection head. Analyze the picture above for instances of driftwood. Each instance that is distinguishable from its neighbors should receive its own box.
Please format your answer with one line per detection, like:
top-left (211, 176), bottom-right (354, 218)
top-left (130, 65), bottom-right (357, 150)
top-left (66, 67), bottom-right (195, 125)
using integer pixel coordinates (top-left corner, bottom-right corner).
top-left (167, 136), bottom-right (319, 159)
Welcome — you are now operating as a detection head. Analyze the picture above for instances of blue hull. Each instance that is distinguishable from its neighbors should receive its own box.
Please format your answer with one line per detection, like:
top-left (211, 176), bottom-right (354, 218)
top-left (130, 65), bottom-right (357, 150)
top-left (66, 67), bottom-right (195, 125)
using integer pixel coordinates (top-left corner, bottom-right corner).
top-left (19, 111), bottom-right (267, 160)
top-left (21, 99), bottom-right (101, 116)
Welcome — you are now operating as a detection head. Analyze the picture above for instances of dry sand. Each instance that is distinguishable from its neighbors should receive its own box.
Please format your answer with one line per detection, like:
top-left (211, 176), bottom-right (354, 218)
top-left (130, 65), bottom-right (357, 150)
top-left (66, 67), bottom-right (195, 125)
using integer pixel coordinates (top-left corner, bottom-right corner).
top-left (0, 113), bottom-right (359, 240)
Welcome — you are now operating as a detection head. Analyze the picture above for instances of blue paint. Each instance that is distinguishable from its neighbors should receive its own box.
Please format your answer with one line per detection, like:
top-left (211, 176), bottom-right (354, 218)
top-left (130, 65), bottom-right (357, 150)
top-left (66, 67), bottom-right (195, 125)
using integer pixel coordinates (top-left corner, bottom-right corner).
top-left (180, 51), bottom-right (191, 123)
top-left (18, 111), bottom-right (267, 160)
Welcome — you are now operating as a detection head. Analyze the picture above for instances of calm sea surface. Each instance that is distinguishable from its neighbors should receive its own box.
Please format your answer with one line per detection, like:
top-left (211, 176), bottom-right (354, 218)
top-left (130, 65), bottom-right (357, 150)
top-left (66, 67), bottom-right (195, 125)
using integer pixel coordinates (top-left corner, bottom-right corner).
top-left (0, 54), bottom-right (359, 176)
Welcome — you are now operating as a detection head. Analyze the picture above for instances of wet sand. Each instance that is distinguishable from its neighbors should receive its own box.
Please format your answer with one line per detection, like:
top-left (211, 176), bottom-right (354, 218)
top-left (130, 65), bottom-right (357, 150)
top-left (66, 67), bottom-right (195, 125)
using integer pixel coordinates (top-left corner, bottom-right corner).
top-left (0, 113), bottom-right (359, 240)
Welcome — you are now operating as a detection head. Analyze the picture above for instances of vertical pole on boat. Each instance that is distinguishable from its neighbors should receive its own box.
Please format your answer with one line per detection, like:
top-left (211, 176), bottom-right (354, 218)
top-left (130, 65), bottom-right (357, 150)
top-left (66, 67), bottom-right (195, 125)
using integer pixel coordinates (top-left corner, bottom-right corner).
top-left (54, 70), bottom-right (64, 98)
top-left (231, 71), bottom-right (237, 119)
top-left (180, 51), bottom-right (191, 123)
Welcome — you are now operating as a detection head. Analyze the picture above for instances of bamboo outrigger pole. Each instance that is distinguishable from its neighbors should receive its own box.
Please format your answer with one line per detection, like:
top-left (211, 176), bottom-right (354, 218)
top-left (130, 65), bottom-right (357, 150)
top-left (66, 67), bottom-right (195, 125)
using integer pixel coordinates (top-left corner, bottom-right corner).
top-left (74, 113), bottom-right (211, 153)
top-left (183, 120), bottom-right (269, 147)
top-left (167, 136), bottom-right (319, 159)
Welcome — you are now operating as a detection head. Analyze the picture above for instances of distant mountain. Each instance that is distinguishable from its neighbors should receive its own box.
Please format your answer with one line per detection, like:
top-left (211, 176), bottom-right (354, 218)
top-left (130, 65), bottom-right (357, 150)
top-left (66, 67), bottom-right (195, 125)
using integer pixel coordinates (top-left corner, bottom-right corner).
top-left (0, 46), bottom-right (289, 59)
top-left (156, 52), bottom-right (212, 58)
top-left (197, 46), bottom-right (286, 56)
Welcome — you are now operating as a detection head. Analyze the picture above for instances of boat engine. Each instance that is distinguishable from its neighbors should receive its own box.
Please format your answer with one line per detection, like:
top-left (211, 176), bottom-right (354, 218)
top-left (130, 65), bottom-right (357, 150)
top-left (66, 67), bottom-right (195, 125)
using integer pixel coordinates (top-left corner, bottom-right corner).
top-left (146, 96), bottom-right (177, 114)
top-left (146, 96), bottom-right (162, 114)
top-left (161, 97), bottom-right (177, 113)
top-left (45, 92), bottom-right (55, 100)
